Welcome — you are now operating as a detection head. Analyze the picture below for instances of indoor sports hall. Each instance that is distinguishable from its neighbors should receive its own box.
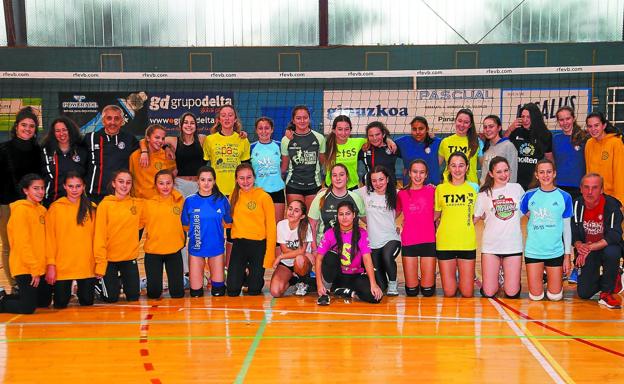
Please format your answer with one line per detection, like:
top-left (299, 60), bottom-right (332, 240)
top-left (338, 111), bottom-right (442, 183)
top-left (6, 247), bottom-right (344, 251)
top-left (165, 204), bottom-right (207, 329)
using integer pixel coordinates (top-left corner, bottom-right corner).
top-left (1, 1), bottom-right (624, 383)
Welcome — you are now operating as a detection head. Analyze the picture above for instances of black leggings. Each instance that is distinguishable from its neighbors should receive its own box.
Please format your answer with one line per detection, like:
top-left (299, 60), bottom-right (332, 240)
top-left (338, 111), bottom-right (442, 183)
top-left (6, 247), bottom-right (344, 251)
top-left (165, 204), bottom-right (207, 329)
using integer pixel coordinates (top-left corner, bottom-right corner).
top-left (371, 240), bottom-right (401, 290)
top-left (321, 251), bottom-right (380, 304)
top-left (144, 252), bottom-right (185, 299)
top-left (0, 274), bottom-right (52, 314)
top-left (227, 238), bottom-right (266, 296)
top-left (101, 260), bottom-right (140, 302)
top-left (53, 278), bottom-right (96, 308)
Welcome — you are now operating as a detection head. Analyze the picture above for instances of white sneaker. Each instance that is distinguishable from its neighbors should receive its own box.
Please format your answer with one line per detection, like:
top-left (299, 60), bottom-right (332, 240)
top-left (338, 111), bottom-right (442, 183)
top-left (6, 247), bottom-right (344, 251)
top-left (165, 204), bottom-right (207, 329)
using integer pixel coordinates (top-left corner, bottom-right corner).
top-left (498, 266), bottom-right (505, 287)
top-left (294, 282), bottom-right (308, 296)
top-left (140, 278), bottom-right (148, 290)
top-left (387, 280), bottom-right (399, 296)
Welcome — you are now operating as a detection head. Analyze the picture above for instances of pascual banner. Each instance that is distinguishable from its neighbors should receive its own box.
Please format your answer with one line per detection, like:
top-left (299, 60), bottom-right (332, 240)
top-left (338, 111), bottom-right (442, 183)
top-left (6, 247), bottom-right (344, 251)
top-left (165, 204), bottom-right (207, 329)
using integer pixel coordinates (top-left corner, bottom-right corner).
top-left (0, 98), bottom-right (43, 132)
top-left (323, 91), bottom-right (415, 135)
top-left (59, 92), bottom-right (149, 136)
top-left (147, 92), bottom-right (234, 135)
top-left (414, 89), bottom-right (500, 134)
top-left (501, 88), bottom-right (591, 130)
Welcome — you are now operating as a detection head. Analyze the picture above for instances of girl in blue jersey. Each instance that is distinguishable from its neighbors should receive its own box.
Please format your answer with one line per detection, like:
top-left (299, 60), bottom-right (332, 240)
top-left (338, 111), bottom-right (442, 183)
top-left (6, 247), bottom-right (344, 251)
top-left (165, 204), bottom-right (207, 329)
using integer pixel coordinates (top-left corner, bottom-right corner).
top-left (552, 106), bottom-right (588, 200)
top-left (396, 116), bottom-right (442, 185)
top-left (519, 159), bottom-right (573, 301)
top-left (250, 117), bottom-right (286, 224)
top-left (181, 166), bottom-right (232, 297)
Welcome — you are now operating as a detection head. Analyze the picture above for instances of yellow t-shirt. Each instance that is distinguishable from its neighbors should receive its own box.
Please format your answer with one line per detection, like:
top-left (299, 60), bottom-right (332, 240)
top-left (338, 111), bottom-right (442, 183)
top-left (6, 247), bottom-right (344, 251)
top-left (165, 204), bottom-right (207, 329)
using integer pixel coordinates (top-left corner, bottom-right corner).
top-left (438, 134), bottom-right (480, 184)
top-left (434, 181), bottom-right (478, 250)
top-left (202, 132), bottom-right (251, 195)
top-left (325, 137), bottom-right (366, 188)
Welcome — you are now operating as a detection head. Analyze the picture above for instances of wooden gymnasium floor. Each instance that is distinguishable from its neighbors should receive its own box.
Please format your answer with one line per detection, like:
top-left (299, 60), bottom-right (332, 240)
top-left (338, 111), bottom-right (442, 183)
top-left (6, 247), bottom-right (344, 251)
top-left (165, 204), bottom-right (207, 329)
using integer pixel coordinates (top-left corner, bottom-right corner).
top-left (1, 221), bottom-right (624, 383)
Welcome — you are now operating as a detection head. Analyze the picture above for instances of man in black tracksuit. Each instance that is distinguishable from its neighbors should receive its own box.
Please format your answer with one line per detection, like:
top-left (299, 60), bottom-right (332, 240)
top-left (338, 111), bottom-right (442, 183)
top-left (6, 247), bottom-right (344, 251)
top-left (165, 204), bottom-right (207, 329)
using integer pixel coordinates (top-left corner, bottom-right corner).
top-left (83, 105), bottom-right (139, 203)
top-left (572, 173), bottom-right (623, 309)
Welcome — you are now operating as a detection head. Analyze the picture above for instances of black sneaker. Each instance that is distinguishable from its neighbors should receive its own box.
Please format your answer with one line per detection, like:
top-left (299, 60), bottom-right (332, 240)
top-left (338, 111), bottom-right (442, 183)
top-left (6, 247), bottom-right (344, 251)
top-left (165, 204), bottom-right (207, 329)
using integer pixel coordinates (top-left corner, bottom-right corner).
top-left (211, 285), bottom-right (226, 296)
top-left (316, 294), bottom-right (330, 306)
top-left (0, 286), bottom-right (6, 300)
top-left (332, 287), bottom-right (354, 299)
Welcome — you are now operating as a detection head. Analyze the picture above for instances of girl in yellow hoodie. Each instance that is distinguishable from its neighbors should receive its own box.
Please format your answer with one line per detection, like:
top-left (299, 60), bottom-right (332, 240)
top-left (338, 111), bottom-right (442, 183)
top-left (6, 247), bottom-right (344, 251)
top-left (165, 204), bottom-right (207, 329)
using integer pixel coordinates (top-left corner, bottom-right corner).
top-left (585, 112), bottom-right (624, 204)
top-left (45, 171), bottom-right (97, 308)
top-left (0, 174), bottom-right (52, 314)
top-left (142, 169), bottom-right (185, 299)
top-left (94, 169), bottom-right (144, 302)
top-left (227, 163), bottom-right (276, 296)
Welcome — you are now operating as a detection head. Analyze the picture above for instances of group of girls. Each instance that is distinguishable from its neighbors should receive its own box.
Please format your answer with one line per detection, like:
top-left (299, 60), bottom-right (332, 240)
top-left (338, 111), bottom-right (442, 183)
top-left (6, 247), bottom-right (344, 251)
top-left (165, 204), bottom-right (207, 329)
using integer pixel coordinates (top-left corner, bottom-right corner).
top-left (1, 102), bottom-right (623, 313)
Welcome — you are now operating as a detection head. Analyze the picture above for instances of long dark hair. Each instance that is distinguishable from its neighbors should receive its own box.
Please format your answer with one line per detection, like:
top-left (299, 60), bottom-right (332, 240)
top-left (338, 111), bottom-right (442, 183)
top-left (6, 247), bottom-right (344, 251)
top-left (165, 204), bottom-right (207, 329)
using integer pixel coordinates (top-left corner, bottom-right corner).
top-left (230, 163), bottom-right (255, 216)
top-left (529, 158), bottom-right (557, 189)
top-left (319, 163), bottom-right (349, 208)
top-left (41, 116), bottom-right (82, 152)
top-left (325, 115), bottom-right (352, 172)
top-left (331, 200), bottom-right (361, 259)
top-left (63, 171), bottom-right (95, 225)
top-left (521, 103), bottom-right (551, 149)
top-left (482, 115), bottom-right (503, 153)
top-left (479, 156), bottom-right (509, 196)
top-left (289, 199), bottom-right (310, 249)
top-left (11, 106), bottom-right (40, 140)
top-left (402, 159), bottom-right (429, 190)
top-left (365, 165), bottom-right (396, 210)
top-left (107, 169), bottom-right (132, 195)
top-left (178, 112), bottom-right (199, 143)
top-left (410, 116), bottom-right (434, 149)
top-left (288, 105), bottom-right (311, 132)
top-left (586, 111), bottom-right (622, 142)
top-left (365, 121), bottom-right (391, 148)
top-left (446, 151), bottom-right (469, 183)
top-left (556, 106), bottom-right (589, 146)
top-left (456, 109), bottom-right (479, 158)
top-left (196, 165), bottom-right (224, 201)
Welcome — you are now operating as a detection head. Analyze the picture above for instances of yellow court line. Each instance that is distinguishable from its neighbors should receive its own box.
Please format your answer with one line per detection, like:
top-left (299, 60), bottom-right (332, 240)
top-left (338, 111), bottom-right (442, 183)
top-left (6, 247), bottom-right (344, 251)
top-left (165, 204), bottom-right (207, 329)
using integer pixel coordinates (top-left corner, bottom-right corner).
top-left (501, 304), bottom-right (576, 384)
top-left (5, 315), bottom-right (22, 324)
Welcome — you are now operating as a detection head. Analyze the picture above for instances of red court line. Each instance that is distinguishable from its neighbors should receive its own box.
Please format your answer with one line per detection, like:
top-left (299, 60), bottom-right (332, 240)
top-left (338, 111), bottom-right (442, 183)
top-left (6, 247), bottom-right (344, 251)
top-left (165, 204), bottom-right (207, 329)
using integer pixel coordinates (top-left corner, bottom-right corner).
top-left (140, 349), bottom-right (149, 357)
top-left (143, 363), bottom-right (154, 371)
top-left (150, 379), bottom-right (162, 384)
top-left (494, 297), bottom-right (624, 359)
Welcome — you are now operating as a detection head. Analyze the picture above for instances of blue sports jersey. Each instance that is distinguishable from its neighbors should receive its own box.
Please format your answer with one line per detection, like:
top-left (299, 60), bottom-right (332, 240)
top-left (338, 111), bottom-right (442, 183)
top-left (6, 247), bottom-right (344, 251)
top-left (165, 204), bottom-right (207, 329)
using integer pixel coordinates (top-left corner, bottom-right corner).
top-left (181, 193), bottom-right (233, 257)
top-left (395, 135), bottom-right (442, 185)
top-left (519, 188), bottom-right (573, 259)
top-left (551, 133), bottom-right (585, 188)
top-left (251, 140), bottom-right (285, 193)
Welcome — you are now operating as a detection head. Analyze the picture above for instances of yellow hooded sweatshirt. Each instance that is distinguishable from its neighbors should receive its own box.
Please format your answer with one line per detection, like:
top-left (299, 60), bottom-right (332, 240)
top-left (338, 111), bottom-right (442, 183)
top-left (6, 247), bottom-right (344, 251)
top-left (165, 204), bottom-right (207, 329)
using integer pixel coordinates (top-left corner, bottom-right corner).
top-left (142, 190), bottom-right (185, 254)
top-left (8, 199), bottom-right (46, 277)
top-left (585, 133), bottom-right (624, 204)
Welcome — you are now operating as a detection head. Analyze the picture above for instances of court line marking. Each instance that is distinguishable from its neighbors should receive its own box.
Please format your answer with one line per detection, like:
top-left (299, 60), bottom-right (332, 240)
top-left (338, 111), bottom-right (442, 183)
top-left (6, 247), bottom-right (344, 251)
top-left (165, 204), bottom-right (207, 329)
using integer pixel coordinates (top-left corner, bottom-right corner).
top-left (489, 298), bottom-right (570, 384)
top-left (496, 298), bottom-right (624, 359)
top-left (1, 334), bottom-right (623, 343)
top-left (234, 298), bottom-right (275, 384)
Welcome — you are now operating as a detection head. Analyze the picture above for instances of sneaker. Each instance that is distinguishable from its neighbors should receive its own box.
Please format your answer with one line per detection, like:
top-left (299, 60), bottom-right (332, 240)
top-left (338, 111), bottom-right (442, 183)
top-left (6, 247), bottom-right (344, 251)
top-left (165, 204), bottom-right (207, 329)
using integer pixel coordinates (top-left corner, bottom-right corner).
top-left (316, 294), bottom-right (330, 306)
top-left (183, 275), bottom-right (190, 290)
top-left (332, 287), bottom-right (354, 299)
top-left (614, 268), bottom-right (624, 294)
top-left (0, 286), bottom-right (6, 300)
top-left (140, 278), bottom-right (148, 291)
top-left (386, 281), bottom-right (399, 296)
top-left (543, 271), bottom-right (548, 284)
top-left (498, 266), bottom-right (505, 287)
top-left (568, 268), bottom-right (579, 284)
top-left (598, 292), bottom-right (622, 309)
top-left (294, 282), bottom-right (308, 296)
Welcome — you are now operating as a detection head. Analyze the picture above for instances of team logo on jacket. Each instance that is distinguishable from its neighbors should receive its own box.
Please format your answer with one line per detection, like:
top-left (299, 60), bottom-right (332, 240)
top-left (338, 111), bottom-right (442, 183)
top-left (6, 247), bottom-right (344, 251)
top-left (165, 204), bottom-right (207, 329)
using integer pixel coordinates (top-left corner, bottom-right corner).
top-left (118, 141), bottom-right (126, 150)
top-left (492, 195), bottom-right (516, 220)
top-left (247, 201), bottom-right (257, 210)
top-left (39, 215), bottom-right (45, 224)
top-left (72, 154), bottom-right (81, 162)
top-left (173, 207), bottom-right (181, 215)
top-left (155, 162), bottom-right (163, 170)
top-left (130, 206), bottom-right (137, 215)
top-left (602, 151), bottom-right (609, 160)
top-left (519, 143), bottom-right (535, 156)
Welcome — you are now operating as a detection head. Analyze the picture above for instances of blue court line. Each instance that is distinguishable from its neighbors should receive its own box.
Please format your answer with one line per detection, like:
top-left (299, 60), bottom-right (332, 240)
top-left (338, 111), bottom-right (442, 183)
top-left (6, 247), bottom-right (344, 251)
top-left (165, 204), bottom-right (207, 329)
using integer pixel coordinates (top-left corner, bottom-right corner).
top-left (233, 298), bottom-right (275, 384)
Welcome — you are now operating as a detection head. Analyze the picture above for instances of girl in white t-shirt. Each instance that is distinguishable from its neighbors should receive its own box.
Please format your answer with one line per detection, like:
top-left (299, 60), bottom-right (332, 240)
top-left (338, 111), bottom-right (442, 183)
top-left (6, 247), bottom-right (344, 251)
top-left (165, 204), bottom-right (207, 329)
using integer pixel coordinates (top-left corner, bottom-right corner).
top-left (474, 156), bottom-right (524, 298)
top-left (270, 200), bottom-right (314, 297)
top-left (358, 165), bottom-right (401, 296)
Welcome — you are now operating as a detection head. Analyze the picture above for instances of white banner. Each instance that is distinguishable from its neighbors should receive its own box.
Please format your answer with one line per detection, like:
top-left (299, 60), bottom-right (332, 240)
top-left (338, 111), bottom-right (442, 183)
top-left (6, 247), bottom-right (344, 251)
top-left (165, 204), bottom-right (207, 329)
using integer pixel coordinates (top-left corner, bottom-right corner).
top-left (323, 90), bottom-right (417, 134)
top-left (501, 88), bottom-right (591, 130)
top-left (413, 89), bottom-right (501, 134)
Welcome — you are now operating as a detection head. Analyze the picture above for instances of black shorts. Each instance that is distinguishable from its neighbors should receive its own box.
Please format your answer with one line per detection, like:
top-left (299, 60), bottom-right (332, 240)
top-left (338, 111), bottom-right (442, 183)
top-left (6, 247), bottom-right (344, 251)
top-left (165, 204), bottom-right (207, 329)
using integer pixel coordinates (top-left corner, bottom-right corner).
top-left (286, 185), bottom-right (321, 197)
top-left (278, 261), bottom-right (295, 272)
top-left (482, 252), bottom-right (523, 258)
top-left (268, 189), bottom-right (286, 204)
top-left (525, 255), bottom-right (564, 267)
top-left (437, 250), bottom-right (477, 261)
top-left (402, 243), bottom-right (436, 257)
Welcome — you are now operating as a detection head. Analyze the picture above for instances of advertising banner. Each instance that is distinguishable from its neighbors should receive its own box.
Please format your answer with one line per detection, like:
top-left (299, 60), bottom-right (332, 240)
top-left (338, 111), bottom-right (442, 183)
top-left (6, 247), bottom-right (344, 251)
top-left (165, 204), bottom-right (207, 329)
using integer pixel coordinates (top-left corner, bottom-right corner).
top-left (501, 88), bottom-right (591, 130)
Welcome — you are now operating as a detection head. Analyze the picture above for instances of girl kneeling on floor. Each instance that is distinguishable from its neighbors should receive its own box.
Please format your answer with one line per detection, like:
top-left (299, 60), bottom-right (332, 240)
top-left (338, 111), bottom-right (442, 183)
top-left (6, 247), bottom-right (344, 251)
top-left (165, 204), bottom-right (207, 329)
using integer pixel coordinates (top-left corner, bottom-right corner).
top-left (315, 200), bottom-right (383, 305)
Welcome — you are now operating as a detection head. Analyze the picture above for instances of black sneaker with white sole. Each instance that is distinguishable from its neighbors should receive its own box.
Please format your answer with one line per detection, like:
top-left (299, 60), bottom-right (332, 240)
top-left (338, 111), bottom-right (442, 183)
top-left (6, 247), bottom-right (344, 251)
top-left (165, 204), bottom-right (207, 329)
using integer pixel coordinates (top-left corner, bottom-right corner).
top-left (316, 294), bottom-right (330, 306)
